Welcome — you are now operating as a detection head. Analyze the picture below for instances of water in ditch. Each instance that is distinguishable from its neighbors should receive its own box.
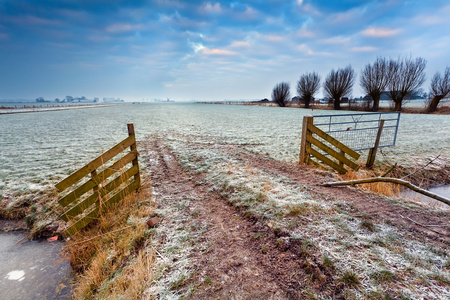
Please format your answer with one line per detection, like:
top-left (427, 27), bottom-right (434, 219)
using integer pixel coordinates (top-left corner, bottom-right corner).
top-left (0, 232), bottom-right (72, 299)
top-left (403, 184), bottom-right (450, 208)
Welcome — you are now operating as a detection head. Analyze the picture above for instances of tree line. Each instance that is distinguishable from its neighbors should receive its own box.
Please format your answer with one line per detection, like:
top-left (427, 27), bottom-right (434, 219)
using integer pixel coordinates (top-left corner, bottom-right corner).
top-left (272, 56), bottom-right (450, 113)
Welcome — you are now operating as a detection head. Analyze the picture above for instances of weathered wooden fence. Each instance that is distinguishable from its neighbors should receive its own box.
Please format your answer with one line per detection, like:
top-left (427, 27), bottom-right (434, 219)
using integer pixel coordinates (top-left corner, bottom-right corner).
top-left (56, 124), bottom-right (140, 235)
top-left (299, 116), bottom-right (360, 174)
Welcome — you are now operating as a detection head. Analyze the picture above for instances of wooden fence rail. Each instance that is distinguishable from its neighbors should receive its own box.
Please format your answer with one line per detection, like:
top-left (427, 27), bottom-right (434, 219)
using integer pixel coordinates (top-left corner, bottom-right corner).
top-left (56, 123), bottom-right (141, 235)
top-left (299, 116), bottom-right (360, 174)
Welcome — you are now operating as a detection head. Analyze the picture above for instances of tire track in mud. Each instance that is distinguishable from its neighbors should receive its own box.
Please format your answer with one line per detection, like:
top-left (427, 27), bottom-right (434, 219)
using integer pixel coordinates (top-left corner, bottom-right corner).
top-left (143, 137), bottom-right (449, 299)
top-left (143, 138), bottom-right (339, 299)
top-left (220, 144), bottom-right (450, 245)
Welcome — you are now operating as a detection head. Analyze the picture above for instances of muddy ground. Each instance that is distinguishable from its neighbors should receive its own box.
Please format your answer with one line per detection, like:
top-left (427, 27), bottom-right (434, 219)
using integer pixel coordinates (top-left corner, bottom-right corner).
top-left (142, 135), bottom-right (449, 299)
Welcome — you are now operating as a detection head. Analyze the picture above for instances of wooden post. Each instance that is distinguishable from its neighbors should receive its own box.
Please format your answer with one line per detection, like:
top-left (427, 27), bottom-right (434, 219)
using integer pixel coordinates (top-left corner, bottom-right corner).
top-left (90, 169), bottom-right (102, 213)
top-left (127, 123), bottom-right (141, 184)
top-left (339, 150), bottom-right (345, 168)
top-left (299, 116), bottom-right (313, 164)
top-left (366, 119), bottom-right (385, 168)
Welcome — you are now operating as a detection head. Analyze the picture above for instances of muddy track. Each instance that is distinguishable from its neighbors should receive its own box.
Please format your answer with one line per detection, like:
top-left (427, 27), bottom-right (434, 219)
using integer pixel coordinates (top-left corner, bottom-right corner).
top-left (144, 139), bottom-right (345, 299)
top-left (220, 144), bottom-right (450, 245)
top-left (143, 137), bottom-right (449, 299)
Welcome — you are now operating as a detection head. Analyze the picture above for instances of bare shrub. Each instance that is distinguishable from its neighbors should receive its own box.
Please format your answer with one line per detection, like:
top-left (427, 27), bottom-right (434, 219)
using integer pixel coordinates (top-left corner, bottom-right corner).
top-left (272, 82), bottom-right (291, 107)
top-left (323, 65), bottom-right (355, 110)
top-left (360, 57), bottom-right (389, 111)
top-left (426, 66), bottom-right (450, 113)
top-left (296, 72), bottom-right (321, 108)
top-left (387, 57), bottom-right (426, 111)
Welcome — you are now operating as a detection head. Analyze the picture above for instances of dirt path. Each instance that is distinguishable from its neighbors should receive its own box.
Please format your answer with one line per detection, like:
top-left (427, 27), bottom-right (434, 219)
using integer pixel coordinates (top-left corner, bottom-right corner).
top-left (143, 139), bottom-right (344, 299)
top-left (142, 136), bottom-right (449, 299)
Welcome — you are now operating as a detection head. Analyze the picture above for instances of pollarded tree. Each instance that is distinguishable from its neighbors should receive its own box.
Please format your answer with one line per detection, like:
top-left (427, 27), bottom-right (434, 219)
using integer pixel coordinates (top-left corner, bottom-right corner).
top-left (323, 65), bottom-right (355, 110)
top-left (426, 67), bottom-right (450, 113)
top-left (297, 72), bottom-right (321, 108)
top-left (360, 57), bottom-right (389, 111)
top-left (387, 56), bottom-right (426, 111)
top-left (272, 82), bottom-right (291, 107)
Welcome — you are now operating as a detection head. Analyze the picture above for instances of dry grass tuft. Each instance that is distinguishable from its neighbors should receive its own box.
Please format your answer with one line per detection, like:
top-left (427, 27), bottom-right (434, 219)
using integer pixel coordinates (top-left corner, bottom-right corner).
top-left (65, 179), bottom-right (156, 299)
top-left (340, 169), bottom-right (401, 197)
top-left (341, 270), bottom-right (360, 287)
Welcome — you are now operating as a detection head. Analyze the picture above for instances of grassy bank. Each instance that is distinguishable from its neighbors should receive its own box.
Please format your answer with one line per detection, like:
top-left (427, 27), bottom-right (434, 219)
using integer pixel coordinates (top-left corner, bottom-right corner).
top-left (64, 176), bottom-right (156, 299)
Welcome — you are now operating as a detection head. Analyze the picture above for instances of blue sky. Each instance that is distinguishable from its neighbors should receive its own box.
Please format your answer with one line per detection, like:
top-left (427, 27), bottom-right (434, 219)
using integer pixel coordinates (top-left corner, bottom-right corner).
top-left (1, 0), bottom-right (449, 101)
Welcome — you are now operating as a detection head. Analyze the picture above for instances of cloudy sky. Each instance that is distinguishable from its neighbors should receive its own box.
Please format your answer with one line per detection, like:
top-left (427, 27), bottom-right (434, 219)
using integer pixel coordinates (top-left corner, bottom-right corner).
top-left (1, 0), bottom-right (449, 101)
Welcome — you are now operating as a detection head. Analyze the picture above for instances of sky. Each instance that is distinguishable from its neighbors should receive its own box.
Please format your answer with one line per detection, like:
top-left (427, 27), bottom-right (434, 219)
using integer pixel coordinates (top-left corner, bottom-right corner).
top-left (1, 0), bottom-right (449, 101)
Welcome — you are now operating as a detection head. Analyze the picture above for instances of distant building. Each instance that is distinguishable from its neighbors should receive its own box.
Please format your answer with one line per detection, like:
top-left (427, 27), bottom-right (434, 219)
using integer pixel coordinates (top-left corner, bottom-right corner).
top-left (291, 96), bottom-right (301, 103)
top-left (103, 97), bottom-right (125, 103)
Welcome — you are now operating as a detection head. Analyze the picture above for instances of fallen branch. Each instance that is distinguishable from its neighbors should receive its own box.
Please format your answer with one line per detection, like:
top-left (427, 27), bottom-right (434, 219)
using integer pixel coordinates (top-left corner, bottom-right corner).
top-left (322, 177), bottom-right (450, 206)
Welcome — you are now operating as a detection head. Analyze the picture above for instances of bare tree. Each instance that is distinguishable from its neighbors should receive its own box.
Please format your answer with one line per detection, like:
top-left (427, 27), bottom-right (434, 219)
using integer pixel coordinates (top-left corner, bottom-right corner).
top-left (323, 65), bottom-right (355, 110)
top-left (386, 56), bottom-right (426, 111)
top-left (271, 82), bottom-right (291, 107)
top-left (360, 57), bottom-right (389, 111)
top-left (426, 67), bottom-right (450, 113)
top-left (297, 72), bottom-right (321, 108)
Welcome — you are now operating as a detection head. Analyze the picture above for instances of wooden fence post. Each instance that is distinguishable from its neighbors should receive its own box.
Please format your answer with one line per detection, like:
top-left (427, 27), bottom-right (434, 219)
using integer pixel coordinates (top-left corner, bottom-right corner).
top-left (57, 124), bottom-right (142, 235)
top-left (299, 116), bottom-right (313, 164)
top-left (127, 123), bottom-right (141, 184)
top-left (366, 119), bottom-right (385, 168)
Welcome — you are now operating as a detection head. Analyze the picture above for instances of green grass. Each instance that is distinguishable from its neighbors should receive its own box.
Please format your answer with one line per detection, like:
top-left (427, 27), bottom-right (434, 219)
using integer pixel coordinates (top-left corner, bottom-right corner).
top-left (341, 270), bottom-right (360, 286)
top-left (370, 269), bottom-right (395, 283)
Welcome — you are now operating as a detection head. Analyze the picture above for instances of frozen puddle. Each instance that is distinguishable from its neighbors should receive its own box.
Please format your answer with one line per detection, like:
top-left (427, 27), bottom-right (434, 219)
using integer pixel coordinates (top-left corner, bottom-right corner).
top-left (0, 232), bottom-right (72, 299)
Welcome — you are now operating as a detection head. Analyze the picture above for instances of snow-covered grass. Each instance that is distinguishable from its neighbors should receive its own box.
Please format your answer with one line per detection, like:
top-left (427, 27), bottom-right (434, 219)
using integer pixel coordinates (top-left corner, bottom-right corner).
top-left (146, 193), bottom-right (206, 299)
top-left (1, 103), bottom-right (448, 209)
top-left (165, 135), bottom-right (449, 299)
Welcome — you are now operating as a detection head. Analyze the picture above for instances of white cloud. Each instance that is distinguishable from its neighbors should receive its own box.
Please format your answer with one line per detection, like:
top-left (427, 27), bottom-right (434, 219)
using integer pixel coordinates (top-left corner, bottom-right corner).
top-left (300, 3), bottom-right (322, 16)
top-left (105, 23), bottom-right (142, 33)
top-left (241, 6), bottom-right (258, 19)
top-left (202, 48), bottom-right (237, 55)
top-left (296, 28), bottom-right (315, 38)
top-left (229, 4), bottom-right (259, 20)
top-left (230, 40), bottom-right (250, 47)
top-left (199, 2), bottom-right (223, 14)
top-left (330, 7), bottom-right (367, 24)
top-left (412, 5), bottom-right (450, 26)
top-left (297, 44), bottom-right (334, 57)
top-left (190, 42), bottom-right (236, 55)
top-left (413, 16), bottom-right (444, 25)
top-left (263, 35), bottom-right (285, 42)
top-left (321, 35), bottom-right (351, 45)
top-left (191, 42), bottom-right (205, 53)
top-left (8, 15), bottom-right (61, 26)
top-left (361, 27), bottom-right (401, 37)
top-left (351, 46), bottom-right (377, 52)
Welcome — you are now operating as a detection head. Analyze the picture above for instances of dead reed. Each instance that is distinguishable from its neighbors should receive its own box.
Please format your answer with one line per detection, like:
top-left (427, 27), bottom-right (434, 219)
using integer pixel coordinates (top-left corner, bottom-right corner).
top-left (340, 169), bottom-right (401, 197)
top-left (64, 178), bottom-right (156, 299)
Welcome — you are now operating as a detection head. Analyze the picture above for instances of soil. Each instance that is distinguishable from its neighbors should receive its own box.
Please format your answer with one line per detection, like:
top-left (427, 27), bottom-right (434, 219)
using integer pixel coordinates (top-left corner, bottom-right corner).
top-left (142, 136), bottom-right (450, 299)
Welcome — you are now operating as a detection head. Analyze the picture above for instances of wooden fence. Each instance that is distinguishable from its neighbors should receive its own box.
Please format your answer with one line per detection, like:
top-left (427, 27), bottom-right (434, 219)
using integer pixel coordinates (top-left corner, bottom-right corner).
top-left (299, 116), bottom-right (360, 174)
top-left (56, 124), bottom-right (141, 235)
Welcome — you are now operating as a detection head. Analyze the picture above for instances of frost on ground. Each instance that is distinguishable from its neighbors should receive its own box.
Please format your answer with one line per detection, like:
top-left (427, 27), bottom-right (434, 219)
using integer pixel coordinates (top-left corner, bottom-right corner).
top-left (1, 104), bottom-right (448, 231)
top-left (149, 133), bottom-right (450, 299)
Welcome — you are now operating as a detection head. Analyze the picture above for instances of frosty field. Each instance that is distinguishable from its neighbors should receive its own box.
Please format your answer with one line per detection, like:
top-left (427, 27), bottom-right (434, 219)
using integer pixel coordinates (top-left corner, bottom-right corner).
top-left (0, 103), bottom-right (449, 205)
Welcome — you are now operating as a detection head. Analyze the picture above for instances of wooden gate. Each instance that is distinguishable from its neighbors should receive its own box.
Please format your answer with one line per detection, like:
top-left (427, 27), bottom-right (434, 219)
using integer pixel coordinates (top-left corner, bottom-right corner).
top-left (56, 124), bottom-right (140, 235)
top-left (299, 116), bottom-right (360, 174)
